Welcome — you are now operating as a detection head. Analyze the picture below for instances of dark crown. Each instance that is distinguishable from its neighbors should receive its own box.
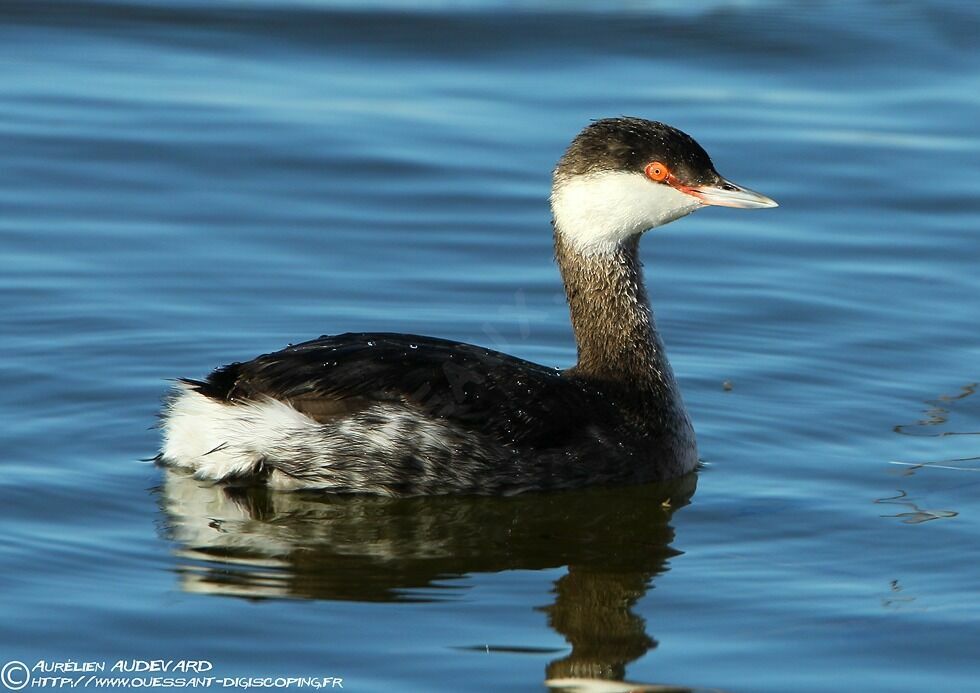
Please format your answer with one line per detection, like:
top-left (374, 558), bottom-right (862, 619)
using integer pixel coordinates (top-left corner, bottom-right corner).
top-left (555, 117), bottom-right (721, 186)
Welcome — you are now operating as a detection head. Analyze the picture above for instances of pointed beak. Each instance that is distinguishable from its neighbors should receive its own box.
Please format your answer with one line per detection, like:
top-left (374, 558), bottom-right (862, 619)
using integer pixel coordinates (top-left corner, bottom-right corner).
top-left (674, 177), bottom-right (778, 209)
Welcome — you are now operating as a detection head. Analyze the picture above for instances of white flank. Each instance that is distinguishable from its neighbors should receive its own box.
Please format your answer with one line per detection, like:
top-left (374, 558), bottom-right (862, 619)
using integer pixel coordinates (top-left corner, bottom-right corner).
top-left (550, 171), bottom-right (702, 254)
top-left (160, 383), bottom-right (321, 481)
top-left (160, 383), bottom-right (473, 492)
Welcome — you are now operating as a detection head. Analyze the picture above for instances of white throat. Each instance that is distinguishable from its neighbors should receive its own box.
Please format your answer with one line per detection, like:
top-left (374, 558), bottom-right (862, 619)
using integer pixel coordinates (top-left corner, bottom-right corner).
top-left (550, 171), bottom-right (702, 254)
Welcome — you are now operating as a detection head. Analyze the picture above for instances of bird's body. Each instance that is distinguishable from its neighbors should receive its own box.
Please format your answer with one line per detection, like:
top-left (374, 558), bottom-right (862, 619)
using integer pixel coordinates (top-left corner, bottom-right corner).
top-left (163, 331), bottom-right (691, 495)
top-left (160, 117), bottom-right (776, 495)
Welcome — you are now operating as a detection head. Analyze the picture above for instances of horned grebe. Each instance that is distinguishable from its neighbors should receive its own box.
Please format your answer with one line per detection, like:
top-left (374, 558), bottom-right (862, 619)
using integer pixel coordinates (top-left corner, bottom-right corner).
top-left (160, 118), bottom-right (777, 495)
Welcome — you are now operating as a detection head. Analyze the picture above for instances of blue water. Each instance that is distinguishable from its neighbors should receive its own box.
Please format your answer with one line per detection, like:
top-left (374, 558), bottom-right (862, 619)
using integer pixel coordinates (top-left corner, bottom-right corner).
top-left (1, 1), bottom-right (978, 691)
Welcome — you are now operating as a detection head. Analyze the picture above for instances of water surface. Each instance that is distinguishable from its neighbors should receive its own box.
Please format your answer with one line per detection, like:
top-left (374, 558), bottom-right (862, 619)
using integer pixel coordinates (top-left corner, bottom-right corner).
top-left (1, 1), bottom-right (978, 691)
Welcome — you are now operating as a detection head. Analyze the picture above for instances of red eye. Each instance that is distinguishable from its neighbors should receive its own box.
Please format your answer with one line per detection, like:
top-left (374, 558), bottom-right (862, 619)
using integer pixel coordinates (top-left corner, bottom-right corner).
top-left (644, 161), bottom-right (669, 182)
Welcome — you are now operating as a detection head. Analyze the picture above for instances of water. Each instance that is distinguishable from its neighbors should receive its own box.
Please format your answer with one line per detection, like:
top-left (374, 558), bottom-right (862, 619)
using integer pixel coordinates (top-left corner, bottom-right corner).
top-left (1, 1), bottom-right (978, 690)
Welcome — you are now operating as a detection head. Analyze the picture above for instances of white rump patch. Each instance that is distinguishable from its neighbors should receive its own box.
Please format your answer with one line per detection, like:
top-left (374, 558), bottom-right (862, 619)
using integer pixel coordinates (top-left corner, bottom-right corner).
top-left (160, 383), bottom-right (322, 481)
top-left (551, 171), bottom-right (701, 254)
top-left (159, 383), bottom-right (481, 493)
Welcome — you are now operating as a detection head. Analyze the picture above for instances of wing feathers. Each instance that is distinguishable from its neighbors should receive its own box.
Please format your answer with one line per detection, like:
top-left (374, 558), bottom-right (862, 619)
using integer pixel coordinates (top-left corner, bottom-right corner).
top-left (191, 332), bottom-right (608, 449)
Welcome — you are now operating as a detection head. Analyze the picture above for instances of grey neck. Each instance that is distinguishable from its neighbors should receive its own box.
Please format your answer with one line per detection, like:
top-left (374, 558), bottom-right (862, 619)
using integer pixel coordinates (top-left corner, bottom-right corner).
top-left (554, 228), bottom-right (680, 406)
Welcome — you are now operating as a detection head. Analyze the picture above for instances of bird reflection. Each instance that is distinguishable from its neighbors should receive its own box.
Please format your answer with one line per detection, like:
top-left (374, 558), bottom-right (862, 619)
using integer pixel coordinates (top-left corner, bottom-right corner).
top-left (156, 469), bottom-right (699, 688)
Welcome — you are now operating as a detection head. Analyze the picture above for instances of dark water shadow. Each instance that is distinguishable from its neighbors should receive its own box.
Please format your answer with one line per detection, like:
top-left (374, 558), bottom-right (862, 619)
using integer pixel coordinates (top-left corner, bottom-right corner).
top-left (876, 382), bottom-right (978, 525)
top-left (155, 470), bottom-right (714, 690)
top-left (893, 382), bottom-right (978, 440)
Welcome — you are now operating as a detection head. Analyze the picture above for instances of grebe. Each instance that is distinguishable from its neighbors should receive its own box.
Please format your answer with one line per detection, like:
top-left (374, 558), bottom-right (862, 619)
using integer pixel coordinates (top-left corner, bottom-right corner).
top-left (160, 117), bottom-right (776, 495)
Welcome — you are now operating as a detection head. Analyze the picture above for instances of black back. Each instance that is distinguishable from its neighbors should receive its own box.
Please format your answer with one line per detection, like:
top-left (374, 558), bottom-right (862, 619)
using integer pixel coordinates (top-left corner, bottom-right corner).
top-left (192, 332), bottom-right (620, 452)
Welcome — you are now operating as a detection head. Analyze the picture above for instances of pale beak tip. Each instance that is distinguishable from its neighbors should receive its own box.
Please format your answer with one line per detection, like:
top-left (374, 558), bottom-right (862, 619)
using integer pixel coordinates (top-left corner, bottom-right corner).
top-left (687, 179), bottom-right (780, 210)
